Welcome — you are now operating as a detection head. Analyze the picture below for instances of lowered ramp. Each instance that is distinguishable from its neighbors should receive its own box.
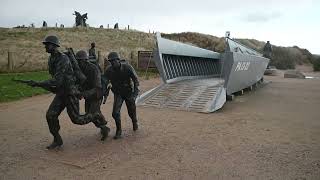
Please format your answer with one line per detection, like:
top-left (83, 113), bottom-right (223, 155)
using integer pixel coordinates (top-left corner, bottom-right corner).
top-left (136, 78), bottom-right (226, 113)
top-left (136, 32), bottom-right (269, 113)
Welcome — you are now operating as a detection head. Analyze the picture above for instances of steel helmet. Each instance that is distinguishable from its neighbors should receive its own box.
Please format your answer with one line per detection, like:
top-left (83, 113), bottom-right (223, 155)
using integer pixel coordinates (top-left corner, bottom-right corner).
top-left (107, 52), bottom-right (120, 61)
top-left (75, 50), bottom-right (89, 60)
top-left (42, 35), bottom-right (60, 47)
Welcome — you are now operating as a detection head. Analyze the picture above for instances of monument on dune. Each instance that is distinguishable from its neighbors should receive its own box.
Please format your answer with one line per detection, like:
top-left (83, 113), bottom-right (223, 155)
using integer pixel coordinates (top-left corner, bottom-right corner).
top-left (73, 11), bottom-right (88, 27)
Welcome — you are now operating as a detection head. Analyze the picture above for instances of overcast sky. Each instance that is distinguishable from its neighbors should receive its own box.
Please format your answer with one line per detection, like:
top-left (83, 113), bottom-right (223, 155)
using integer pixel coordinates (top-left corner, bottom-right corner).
top-left (1, 0), bottom-right (319, 54)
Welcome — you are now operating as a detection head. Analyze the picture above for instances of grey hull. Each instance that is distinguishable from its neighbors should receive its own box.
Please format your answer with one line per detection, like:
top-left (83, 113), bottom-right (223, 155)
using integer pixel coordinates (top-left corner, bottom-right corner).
top-left (222, 52), bottom-right (269, 95)
top-left (136, 33), bottom-right (270, 113)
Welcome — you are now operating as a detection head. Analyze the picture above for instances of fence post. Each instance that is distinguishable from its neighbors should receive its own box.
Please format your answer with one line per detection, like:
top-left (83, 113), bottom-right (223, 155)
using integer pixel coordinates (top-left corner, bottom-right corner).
top-left (131, 51), bottom-right (137, 68)
top-left (8, 51), bottom-right (14, 72)
top-left (98, 51), bottom-right (104, 72)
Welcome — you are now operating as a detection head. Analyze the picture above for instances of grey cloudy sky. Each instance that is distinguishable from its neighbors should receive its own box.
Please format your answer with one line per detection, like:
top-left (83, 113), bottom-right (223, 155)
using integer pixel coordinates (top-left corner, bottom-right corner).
top-left (1, 0), bottom-right (319, 54)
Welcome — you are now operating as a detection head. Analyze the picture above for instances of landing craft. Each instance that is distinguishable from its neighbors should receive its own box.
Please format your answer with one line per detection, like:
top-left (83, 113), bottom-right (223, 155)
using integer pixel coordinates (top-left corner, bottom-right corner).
top-left (136, 32), bottom-right (269, 113)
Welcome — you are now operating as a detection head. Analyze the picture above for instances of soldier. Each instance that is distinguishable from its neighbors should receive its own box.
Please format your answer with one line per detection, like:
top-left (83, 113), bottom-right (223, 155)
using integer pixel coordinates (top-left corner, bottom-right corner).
top-left (88, 42), bottom-right (97, 60)
top-left (88, 42), bottom-right (103, 73)
top-left (103, 52), bottom-right (140, 139)
top-left (263, 41), bottom-right (273, 59)
top-left (31, 35), bottom-right (99, 149)
top-left (263, 41), bottom-right (273, 68)
top-left (75, 50), bottom-right (110, 141)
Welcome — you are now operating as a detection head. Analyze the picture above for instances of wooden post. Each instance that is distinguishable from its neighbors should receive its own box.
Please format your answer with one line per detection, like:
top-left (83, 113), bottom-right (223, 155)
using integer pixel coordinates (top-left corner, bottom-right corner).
top-left (8, 51), bottom-right (14, 71)
top-left (131, 51), bottom-right (137, 68)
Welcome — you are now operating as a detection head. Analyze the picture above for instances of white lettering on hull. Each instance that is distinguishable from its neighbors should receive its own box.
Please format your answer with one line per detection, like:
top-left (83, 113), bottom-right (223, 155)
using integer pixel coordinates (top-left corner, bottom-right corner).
top-left (235, 62), bottom-right (250, 71)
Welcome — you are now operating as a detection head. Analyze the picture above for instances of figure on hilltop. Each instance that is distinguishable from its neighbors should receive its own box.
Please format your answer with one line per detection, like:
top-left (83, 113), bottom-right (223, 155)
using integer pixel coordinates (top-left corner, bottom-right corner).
top-left (73, 11), bottom-right (88, 27)
top-left (263, 41), bottom-right (273, 68)
top-left (42, 21), bottom-right (47, 28)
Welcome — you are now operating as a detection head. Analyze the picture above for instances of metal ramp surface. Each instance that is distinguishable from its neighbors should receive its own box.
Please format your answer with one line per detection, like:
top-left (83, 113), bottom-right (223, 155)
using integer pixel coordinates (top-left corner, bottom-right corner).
top-left (136, 78), bottom-right (226, 113)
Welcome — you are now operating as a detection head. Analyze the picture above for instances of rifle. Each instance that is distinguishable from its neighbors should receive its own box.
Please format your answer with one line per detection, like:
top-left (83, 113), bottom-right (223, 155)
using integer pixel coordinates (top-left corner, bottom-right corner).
top-left (12, 79), bottom-right (37, 86)
top-left (102, 86), bottom-right (111, 104)
top-left (12, 79), bottom-right (57, 93)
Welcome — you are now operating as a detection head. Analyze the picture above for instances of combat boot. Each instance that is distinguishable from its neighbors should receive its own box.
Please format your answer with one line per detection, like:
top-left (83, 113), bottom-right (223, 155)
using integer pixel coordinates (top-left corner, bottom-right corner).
top-left (132, 121), bottom-right (138, 131)
top-left (113, 120), bottom-right (122, 139)
top-left (100, 126), bottom-right (110, 141)
top-left (46, 133), bottom-right (63, 149)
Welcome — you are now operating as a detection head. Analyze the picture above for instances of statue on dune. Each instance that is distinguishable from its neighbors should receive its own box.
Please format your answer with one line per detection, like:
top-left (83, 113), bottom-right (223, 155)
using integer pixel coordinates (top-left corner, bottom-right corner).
top-left (73, 11), bottom-right (88, 27)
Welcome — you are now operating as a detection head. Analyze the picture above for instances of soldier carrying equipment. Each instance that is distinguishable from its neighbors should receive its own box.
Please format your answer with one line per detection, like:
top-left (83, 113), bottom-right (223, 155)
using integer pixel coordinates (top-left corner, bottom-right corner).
top-left (64, 47), bottom-right (87, 85)
top-left (75, 50), bottom-right (110, 141)
top-left (38, 35), bottom-right (101, 149)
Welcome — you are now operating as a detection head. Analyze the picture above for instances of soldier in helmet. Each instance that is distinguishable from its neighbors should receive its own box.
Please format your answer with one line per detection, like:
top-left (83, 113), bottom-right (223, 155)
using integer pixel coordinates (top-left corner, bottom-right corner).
top-left (75, 50), bottom-right (110, 140)
top-left (30, 35), bottom-right (100, 149)
top-left (103, 52), bottom-right (140, 139)
top-left (88, 42), bottom-right (97, 60)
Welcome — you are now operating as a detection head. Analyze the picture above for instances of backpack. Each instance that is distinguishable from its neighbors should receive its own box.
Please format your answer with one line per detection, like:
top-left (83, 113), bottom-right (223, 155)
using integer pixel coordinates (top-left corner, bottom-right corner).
top-left (64, 48), bottom-right (87, 85)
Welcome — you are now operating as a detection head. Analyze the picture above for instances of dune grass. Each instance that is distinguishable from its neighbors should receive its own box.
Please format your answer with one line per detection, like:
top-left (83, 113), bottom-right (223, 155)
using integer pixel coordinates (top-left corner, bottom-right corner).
top-left (0, 71), bottom-right (50, 102)
top-left (0, 27), bottom-right (155, 72)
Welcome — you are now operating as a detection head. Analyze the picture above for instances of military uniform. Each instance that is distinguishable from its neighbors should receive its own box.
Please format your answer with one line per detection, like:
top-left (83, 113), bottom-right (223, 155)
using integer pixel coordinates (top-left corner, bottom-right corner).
top-left (77, 54), bottom-right (107, 123)
top-left (89, 42), bottom-right (97, 60)
top-left (263, 41), bottom-right (273, 68)
top-left (40, 51), bottom-right (96, 135)
top-left (103, 52), bottom-right (139, 139)
top-left (40, 35), bottom-right (97, 149)
top-left (76, 50), bottom-right (110, 140)
top-left (88, 42), bottom-right (102, 73)
top-left (263, 41), bottom-right (272, 59)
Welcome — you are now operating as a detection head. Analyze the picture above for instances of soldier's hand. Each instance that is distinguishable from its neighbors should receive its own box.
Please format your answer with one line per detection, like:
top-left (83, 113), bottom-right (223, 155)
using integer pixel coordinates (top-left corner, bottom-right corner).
top-left (133, 88), bottom-right (140, 98)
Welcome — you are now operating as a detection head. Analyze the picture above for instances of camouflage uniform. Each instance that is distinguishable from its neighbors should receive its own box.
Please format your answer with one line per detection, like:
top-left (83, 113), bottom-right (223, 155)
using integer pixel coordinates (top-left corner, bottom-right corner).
top-left (76, 50), bottom-right (109, 140)
top-left (103, 52), bottom-right (139, 139)
top-left (40, 35), bottom-right (96, 149)
top-left (40, 51), bottom-right (95, 135)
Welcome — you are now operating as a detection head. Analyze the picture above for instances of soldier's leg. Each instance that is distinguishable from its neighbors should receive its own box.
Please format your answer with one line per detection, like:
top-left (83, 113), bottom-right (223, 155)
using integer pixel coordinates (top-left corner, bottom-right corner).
top-left (86, 99), bottom-right (110, 141)
top-left (45, 95), bottom-right (65, 149)
top-left (112, 94), bottom-right (124, 139)
top-left (65, 95), bottom-right (95, 125)
top-left (125, 97), bottom-right (138, 131)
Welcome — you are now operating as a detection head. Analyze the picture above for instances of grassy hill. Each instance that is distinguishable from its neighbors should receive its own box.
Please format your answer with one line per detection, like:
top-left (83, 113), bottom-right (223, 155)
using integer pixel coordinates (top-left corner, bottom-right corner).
top-left (162, 32), bottom-right (315, 70)
top-left (0, 27), bottom-right (155, 72)
top-left (0, 28), bottom-right (316, 72)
